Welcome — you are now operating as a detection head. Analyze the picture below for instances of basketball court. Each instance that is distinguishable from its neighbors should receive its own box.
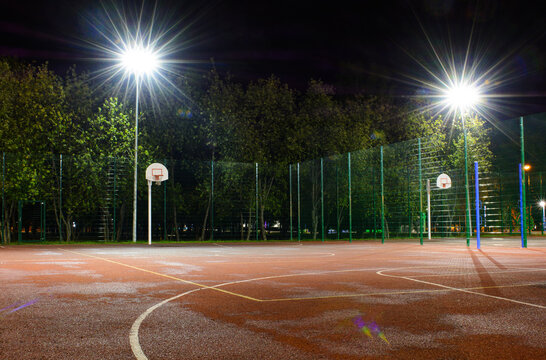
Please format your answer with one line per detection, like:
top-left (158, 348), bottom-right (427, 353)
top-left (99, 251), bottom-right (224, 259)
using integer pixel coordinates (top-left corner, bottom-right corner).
top-left (1, 239), bottom-right (545, 359)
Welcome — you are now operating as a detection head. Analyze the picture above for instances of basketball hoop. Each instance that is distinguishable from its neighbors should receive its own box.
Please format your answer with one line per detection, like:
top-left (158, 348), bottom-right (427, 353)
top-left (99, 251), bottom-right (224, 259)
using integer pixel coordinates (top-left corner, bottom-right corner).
top-left (152, 168), bottom-right (163, 185)
top-left (436, 174), bottom-right (452, 189)
top-left (146, 164), bottom-right (168, 185)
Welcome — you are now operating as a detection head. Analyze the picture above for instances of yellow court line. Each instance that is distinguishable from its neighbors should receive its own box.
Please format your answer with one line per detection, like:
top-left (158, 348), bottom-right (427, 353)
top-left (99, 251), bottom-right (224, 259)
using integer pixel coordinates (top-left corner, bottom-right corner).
top-left (59, 248), bottom-right (262, 302)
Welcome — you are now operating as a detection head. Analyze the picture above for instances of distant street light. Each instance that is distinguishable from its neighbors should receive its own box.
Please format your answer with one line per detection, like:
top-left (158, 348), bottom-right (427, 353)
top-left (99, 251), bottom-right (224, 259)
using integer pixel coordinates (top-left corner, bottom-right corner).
top-left (444, 82), bottom-right (482, 246)
top-left (119, 44), bottom-right (159, 242)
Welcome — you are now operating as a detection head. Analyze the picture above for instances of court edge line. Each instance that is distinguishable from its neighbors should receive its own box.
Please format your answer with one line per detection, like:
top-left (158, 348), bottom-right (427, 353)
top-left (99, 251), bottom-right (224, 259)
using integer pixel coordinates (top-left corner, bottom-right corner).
top-left (58, 248), bottom-right (261, 302)
top-left (377, 269), bottom-right (546, 309)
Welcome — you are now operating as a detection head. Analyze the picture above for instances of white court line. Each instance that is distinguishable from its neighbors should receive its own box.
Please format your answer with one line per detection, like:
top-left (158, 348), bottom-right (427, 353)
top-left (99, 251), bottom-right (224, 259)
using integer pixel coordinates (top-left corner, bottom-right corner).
top-left (130, 288), bottom-right (202, 360)
top-left (406, 268), bottom-right (546, 278)
top-left (377, 267), bottom-right (546, 309)
top-left (128, 267), bottom-right (384, 360)
top-left (212, 252), bottom-right (335, 258)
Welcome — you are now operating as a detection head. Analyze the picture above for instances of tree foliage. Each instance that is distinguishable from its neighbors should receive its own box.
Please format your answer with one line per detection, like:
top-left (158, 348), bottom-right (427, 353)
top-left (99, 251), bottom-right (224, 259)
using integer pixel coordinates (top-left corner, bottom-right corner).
top-left (0, 58), bottom-right (496, 243)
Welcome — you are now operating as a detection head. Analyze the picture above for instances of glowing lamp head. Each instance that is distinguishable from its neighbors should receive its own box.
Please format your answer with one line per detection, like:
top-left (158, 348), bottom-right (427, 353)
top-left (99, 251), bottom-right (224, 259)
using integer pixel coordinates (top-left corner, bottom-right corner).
top-left (444, 83), bottom-right (481, 112)
top-left (120, 45), bottom-right (159, 76)
top-left (523, 164), bottom-right (531, 171)
top-left (539, 200), bottom-right (545, 208)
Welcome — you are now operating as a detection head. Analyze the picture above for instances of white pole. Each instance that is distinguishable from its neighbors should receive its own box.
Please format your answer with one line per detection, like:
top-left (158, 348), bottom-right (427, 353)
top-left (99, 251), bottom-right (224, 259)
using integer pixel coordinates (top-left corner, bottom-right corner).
top-left (427, 179), bottom-right (431, 240)
top-left (148, 180), bottom-right (152, 245)
top-left (132, 76), bottom-right (140, 243)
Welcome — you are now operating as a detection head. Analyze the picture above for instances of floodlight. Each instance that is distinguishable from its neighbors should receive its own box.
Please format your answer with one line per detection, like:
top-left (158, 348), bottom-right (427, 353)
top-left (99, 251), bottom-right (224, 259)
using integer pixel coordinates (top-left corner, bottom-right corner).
top-left (540, 200), bottom-right (545, 208)
top-left (444, 83), bottom-right (482, 112)
top-left (120, 45), bottom-right (159, 76)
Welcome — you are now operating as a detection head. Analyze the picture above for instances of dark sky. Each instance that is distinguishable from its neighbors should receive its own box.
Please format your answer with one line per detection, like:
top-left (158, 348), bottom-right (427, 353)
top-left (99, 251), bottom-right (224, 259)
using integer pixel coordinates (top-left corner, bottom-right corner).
top-left (1, 0), bottom-right (545, 116)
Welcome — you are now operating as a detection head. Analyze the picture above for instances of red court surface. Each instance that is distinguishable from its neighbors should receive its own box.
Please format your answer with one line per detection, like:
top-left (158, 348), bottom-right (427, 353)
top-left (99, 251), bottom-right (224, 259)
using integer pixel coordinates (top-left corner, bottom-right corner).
top-left (1, 239), bottom-right (545, 359)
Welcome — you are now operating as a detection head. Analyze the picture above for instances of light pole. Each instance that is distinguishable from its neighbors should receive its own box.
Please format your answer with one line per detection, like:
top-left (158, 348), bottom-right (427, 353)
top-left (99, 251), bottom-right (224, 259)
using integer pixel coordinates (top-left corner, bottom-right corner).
top-left (538, 200), bottom-right (546, 235)
top-left (119, 45), bottom-right (158, 242)
top-left (444, 84), bottom-right (481, 246)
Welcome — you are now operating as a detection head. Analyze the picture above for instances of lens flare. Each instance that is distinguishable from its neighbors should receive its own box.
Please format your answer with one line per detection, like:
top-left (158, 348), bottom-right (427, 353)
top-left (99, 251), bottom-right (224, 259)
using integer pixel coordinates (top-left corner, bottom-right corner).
top-left (352, 315), bottom-right (389, 344)
top-left (78, 1), bottom-right (204, 109)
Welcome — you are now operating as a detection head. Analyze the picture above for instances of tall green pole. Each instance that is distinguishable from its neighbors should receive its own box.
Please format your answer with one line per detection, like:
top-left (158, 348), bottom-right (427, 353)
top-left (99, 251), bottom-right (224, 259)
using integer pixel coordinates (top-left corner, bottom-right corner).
top-left (297, 163), bottom-right (301, 241)
top-left (540, 171), bottom-right (544, 235)
top-left (256, 163), bottom-right (259, 241)
top-left (321, 158), bottom-right (324, 242)
top-left (336, 163), bottom-right (339, 240)
top-left (164, 158), bottom-right (167, 241)
top-left (373, 167), bottom-right (376, 238)
top-left (210, 160), bottom-right (214, 242)
top-left (407, 156), bottom-right (411, 238)
top-left (18, 200), bottom-right (22, 244)
top-left (463, 116), bottom-right (471, 247)
top-left (289, 164), bottom-right (293, 241)
top-left (380, 146), bottom-right (385, 244)
top-left (418, 139), bottom-right (423, 245)
top-left (348, 152), bottom-right (352, 243)
top-left (42, 201), bottom-right (46, 242)
top-left (1, 152), bottom-right (4, 245)
top-left (520, 117), bottom-right (527, 248)
top-left (59, 154), bottom-right (63, 242)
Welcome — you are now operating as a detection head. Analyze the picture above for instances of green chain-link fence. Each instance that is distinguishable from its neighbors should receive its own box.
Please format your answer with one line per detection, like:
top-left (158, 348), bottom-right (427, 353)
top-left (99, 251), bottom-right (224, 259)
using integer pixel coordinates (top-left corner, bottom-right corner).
top-left (1, 113), bottom-right (545, 244)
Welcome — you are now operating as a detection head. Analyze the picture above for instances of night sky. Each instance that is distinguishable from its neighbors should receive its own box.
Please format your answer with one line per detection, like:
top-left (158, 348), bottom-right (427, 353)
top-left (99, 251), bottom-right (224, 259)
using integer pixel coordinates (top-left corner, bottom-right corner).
top-left (1, 0), bottom-right (545, 116)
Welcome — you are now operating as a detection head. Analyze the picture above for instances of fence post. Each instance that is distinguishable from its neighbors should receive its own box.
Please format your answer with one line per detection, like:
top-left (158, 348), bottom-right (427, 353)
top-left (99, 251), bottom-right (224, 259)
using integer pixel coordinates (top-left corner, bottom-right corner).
top-left (321, 158), bottom-right (324, 242)
top-left (42, 201), bottom-right (46, 242)
top-left (211, 160), bottom-right (214, 241)
top-left (18, 200), bottom-right (22, 244)
top-left (164, 158), bottom-right (167, 241)
top-left (372, 167), bottom-right (376, 238)
top-left (289, 164), bottom-right (293, 241)
top-left (59, 154), bottom-right (63, 242)
top-left (348, 152), bottom-right (352, 243)
top-left (418, 139), bottom-right (423, 245)
top-left (256, 163), bottom-right (259, 241)
top-left (1, 152), bottom-right (4, 245)
top-left (380, 146), bottom-right (385, 244)
top-left (297, 163), bottom-right (301, 241)
top-left (475, 162), bottom-right (480, 249)
top-left (540, 171), bottom-right (544, 235)
top-left (519, 163), bottom-right (524, 248)
top-left (336, 162), bottom-right (339, 240)
top-left (407, 155), bottom-right (411, 238)
top-left (520, 117), bottom-right (527, 248)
